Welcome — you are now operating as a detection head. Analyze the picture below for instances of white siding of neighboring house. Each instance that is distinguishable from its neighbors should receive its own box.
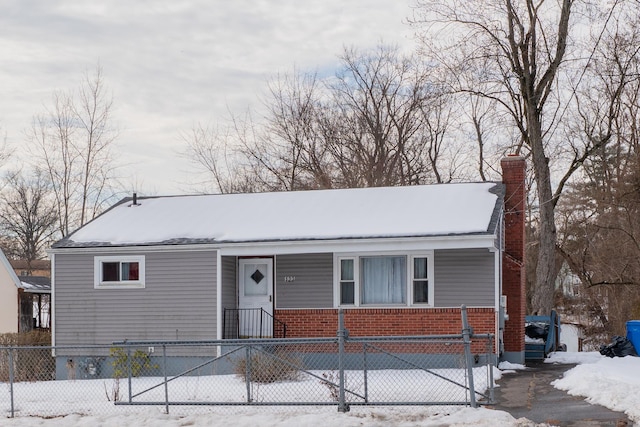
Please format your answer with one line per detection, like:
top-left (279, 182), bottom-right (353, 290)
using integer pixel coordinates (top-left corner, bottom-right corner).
top-left (0, 251), bottom-right (19, 333)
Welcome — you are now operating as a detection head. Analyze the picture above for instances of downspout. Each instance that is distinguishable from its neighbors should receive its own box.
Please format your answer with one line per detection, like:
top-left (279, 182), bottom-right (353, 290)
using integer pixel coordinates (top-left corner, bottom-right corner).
top-left (491, 246), bottom-right (501, 356)
top-left (494, 209), bottom-right (504, 356)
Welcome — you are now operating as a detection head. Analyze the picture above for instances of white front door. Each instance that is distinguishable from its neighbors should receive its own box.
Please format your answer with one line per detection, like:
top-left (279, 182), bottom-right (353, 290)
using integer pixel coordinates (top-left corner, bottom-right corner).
top-left (238, 258), bottom-right (273, 338)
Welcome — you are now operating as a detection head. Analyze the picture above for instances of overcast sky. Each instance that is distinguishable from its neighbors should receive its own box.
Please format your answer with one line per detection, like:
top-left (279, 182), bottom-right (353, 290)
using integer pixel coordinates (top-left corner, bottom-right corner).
top-left (1, 1), bottom-right (416, 195)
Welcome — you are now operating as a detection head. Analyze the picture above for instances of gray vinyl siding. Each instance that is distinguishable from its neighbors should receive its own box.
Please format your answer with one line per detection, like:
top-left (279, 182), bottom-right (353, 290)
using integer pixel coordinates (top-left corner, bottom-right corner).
top-left (433, 248), bottom-right (495, 307)
top-left (275, 253), bottom-right (333, 309)
top-left (221, 256), bottom-right (237, 310)
top-left (54, 250), bottom-right (217, 349)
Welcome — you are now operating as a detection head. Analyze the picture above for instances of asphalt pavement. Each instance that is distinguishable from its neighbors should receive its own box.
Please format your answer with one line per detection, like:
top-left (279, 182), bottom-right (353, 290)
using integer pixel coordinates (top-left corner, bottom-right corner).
top-left (490, 361), bottom-right (631, 427)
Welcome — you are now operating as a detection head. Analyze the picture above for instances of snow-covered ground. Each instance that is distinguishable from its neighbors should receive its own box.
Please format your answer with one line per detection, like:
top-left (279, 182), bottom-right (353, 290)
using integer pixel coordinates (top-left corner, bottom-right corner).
top-left (2, 352), bottom-right (639, 426)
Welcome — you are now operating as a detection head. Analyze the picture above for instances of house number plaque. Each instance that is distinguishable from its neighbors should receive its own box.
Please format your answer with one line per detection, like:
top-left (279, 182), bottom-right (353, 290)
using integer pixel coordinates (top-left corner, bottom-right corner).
top-left (283, 276), bottom-right (296, 283)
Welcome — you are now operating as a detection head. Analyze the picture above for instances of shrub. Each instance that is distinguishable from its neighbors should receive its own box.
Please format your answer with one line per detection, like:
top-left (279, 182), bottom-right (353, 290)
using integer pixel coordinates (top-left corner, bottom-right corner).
top-left (109, 347), bottom-right (158, 379)
top-left (0, 330), bottom-right (51, 346)
top-left (234, 348), bottom-right (302, 383)
top-left (0, 331), bottom-right (54, 382)
top-left (105, 347), bottom-right (159, 402)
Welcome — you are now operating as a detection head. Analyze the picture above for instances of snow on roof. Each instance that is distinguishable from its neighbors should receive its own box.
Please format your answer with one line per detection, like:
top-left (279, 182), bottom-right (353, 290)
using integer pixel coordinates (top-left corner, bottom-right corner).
top-left (18, 276), bottom-right (51, 293)
top-left (57, 183), bottom-right (503, 247)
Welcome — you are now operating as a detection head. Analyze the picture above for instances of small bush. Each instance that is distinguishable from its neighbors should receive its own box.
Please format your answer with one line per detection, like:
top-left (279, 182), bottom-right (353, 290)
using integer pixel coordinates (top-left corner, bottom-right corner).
top-left (234, 349), bottom-right (302, 383)
top-left (106, 347), bottom-right (159, 402)
top-left (109, 347), bottom-right (158, 379)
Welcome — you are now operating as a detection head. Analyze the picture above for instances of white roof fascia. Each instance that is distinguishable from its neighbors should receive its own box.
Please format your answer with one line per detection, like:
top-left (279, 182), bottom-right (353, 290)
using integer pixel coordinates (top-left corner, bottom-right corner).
top-left (49, 233), bottom-right (497, 256)
top-left (217, 234), bottom-right (498, 256)
top-left (48, 244), bottom-right (221, 255)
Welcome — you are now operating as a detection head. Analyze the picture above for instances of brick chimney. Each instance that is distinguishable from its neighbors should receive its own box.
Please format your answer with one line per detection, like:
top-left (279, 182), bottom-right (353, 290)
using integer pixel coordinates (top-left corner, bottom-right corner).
top-left (501, 155), bottom-right (526, 363)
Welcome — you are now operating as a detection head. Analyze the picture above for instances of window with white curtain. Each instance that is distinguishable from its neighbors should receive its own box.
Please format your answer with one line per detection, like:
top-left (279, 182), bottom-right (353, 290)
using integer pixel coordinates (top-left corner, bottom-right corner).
top-left (336, 253), bottom-right (433, 307)
top-left (360, 256), bottom-right (406, 304)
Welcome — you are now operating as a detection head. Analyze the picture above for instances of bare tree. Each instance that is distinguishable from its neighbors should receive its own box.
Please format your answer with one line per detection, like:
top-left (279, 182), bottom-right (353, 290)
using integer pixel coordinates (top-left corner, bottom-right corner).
top-left (74, 66), bottom-right (118, 226)
top-left (0, 125), bottom-right (11, 170)
top-left (555, 30), bottom-right (640, 335)
top-left (181, 123), bottom-right (264, 193)
top-left (0, 170), bottom-right (58, 271)
top-left (243, 71), bottom-right (329, 191)
top-left (556, 147), bottom-right (640, 340)
top-left (27, 65), bottom-right (118, 236)
top-left (327, 45), bottom-right (440, 187)
top-left (411, 0), bottom-right (639, 314)
top-left (184, 44), bottom-right (458, 192)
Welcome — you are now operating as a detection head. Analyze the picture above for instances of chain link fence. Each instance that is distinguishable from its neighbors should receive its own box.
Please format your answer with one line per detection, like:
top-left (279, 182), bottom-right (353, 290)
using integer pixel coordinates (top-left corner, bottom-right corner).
top-left (1, 307), bottom-right (495, 418)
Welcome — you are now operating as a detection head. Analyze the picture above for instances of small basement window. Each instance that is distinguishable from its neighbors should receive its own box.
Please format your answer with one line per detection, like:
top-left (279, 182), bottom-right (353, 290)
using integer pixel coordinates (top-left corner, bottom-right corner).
top-left (94, 256), bottom-right (145, 288)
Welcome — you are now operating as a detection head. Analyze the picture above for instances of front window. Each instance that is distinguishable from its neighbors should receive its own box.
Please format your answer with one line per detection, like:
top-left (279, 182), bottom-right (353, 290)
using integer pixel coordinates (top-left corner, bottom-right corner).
top-left (337, 253), bottom-right (433, 307)
top-left (360, 256), bottom-right (406, 304)
top-left (94, 256), bottom-right (145, 288)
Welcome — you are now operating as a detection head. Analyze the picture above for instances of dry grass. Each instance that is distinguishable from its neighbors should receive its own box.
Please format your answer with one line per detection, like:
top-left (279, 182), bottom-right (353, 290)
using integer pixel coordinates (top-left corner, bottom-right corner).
top-left (0, 331), bottom-right (54, 382)
top-left (234, 348), bottom-right (302, 383)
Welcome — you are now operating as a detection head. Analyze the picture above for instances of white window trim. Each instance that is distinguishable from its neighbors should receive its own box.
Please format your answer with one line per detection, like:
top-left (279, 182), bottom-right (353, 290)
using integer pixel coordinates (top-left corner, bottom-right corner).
top-left (334, 251), bottom-right (434, 308)
top-left (409, 254), bottom-right (435, 306)
top-left (337, 256), bottom-right (358, 306)
top-left (94, 255), bottom-right (145, 289)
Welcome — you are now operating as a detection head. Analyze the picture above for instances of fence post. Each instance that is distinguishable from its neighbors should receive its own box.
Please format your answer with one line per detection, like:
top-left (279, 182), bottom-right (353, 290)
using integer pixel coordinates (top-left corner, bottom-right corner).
top-left (337, 308), bottom-right (349, 412)
top-left (461, 305), bottom-right (477, 408)
top-left (363, 343), bottom-right (368, 403)
top-left (488, 334), bottom-right (495, 404)
top-left (126, 343), bottom-right (133, 404)
top-left (245, 346), bottom-right (252, 402)
top-left (163, 344), bottom-right (169, 414)
top-left (8, 348), bottom-right (15, 418)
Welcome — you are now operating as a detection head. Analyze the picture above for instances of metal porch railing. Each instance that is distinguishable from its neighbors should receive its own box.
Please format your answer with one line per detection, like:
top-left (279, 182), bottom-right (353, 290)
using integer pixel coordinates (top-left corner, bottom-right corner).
top-left (222, 308), bottom-right (287, 339)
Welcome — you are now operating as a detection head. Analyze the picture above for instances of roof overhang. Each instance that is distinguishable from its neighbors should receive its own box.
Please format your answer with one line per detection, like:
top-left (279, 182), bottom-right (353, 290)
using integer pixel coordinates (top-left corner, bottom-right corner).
top-left (20, 288), bottom-right (51, 294)
top-left (49, 233), bottom-right (498, 256)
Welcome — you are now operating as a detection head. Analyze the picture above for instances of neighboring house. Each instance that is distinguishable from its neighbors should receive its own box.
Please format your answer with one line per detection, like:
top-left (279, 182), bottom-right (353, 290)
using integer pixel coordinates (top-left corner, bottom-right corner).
top-left (18, 275), bottom-right (52, 330)
top-left (0, 249), bottom-right (21, 333)
top-left (10, 259), bottom-right (51, 278)
top-left (50, 156), bottom-right (526, 376)
top-left (0, 250), bottom-right (52, 333)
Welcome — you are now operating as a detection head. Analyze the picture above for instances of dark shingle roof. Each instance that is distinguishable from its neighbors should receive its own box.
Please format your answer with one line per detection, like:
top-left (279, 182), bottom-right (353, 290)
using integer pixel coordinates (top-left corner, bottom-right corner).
top-left (18, 275), bottom-right (51, 293)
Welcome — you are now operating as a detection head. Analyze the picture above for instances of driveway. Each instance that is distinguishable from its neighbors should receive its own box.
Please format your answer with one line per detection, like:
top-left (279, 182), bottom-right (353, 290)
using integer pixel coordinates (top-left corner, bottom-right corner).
top-left (490, 361), bottom-right (631, 426)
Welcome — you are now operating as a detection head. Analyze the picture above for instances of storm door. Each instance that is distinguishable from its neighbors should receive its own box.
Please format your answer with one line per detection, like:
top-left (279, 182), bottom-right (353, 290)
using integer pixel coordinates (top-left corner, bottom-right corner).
top-left (238, 258), bottom-right (273, 337)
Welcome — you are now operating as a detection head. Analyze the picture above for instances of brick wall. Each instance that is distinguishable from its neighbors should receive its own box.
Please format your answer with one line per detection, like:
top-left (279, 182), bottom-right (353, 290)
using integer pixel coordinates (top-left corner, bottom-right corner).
top-left (275, 307), bottom-right (496, 338)
top-left (500, 155), bottom-right (526, 354)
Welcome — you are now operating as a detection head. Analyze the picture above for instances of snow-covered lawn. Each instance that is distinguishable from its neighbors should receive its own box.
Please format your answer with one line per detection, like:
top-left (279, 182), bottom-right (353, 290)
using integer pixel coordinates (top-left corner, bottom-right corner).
top-left (2, 352), bottom-right (639, 426)
top-left (548, 352), bottom-right (640, 422)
